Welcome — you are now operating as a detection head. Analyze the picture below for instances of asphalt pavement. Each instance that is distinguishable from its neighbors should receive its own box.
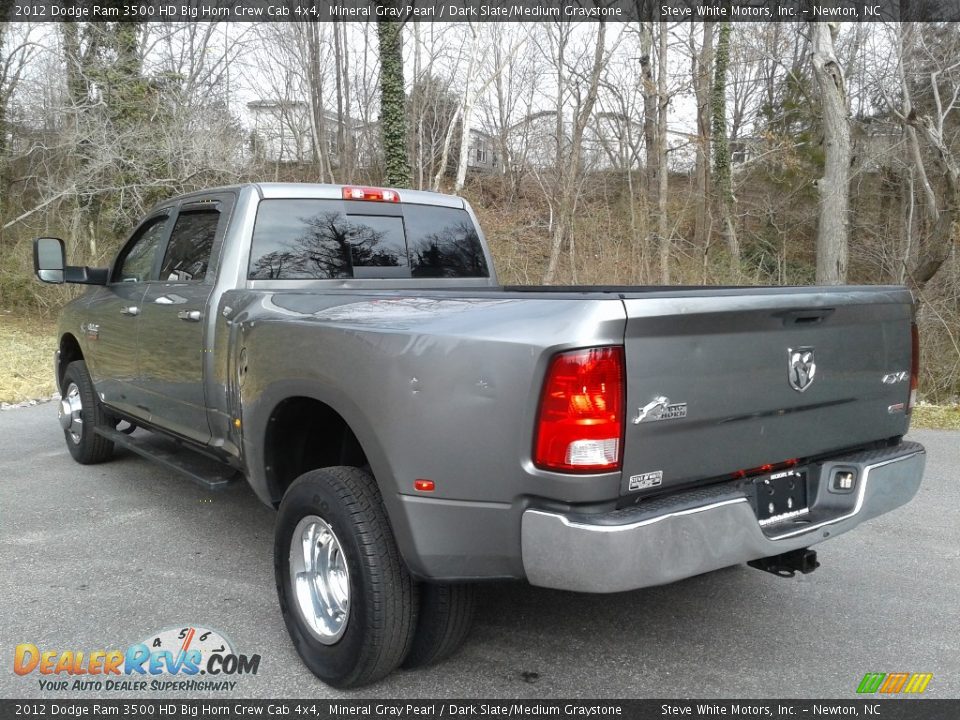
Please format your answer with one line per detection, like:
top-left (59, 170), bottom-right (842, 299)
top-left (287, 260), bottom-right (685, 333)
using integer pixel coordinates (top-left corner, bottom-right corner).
top-left (1, 402), bottom-right (957, 699)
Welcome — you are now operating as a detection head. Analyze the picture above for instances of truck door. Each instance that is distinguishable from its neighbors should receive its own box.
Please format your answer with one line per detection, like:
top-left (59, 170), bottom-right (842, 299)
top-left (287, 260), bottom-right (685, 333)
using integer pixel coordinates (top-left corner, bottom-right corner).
top-left (136, 197), bottom-right (231, 444)
top-left (83, 212), bottom-right (173, 422)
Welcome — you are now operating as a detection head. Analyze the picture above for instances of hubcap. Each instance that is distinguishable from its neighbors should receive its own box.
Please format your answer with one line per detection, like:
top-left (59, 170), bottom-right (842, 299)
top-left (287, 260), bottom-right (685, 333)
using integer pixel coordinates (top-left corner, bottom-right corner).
top-left (289, 515), bottom-right (351, 644)
top-left (59, 383), bottom-right (83, 445)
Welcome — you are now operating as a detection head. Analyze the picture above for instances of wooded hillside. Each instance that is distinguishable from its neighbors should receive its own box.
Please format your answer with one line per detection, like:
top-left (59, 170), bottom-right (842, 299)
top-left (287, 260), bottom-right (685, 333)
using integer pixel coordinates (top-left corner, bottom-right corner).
top-left (0, 20), bottom-right (957, 401)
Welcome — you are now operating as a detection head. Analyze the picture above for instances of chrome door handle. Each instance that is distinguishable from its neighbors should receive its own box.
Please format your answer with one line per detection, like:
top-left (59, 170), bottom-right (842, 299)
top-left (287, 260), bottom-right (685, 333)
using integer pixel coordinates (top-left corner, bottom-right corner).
top-left (120, 306), bottom-right (140, 316)
top-left (178, 310), bottom-right (202, 322)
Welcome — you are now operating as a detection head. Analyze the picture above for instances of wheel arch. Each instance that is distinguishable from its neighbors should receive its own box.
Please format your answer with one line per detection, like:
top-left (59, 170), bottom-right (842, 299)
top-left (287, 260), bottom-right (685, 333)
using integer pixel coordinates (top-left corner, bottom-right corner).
top-left (57, 333), bottom-right (84, 391)
top-left (244, 380), bottom-right (422, 578)
top-left (261, 395), bottom-right (370, 505)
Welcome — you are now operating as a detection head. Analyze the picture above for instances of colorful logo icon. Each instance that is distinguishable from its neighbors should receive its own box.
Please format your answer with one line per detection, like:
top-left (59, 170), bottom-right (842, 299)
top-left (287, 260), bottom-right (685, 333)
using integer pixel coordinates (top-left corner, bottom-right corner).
top-left (857, 672), bottom-right (933, 694)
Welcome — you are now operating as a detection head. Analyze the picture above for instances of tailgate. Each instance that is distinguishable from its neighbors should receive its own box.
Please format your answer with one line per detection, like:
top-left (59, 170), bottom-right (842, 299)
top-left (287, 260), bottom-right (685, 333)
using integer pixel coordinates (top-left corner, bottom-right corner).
top-left (619, 287), bottom-right (914, 495)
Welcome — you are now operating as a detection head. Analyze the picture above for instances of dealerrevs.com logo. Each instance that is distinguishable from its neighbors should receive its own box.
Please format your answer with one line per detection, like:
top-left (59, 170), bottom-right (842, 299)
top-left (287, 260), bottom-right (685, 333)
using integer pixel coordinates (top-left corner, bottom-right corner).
top-left (13, 626), bottom-right (260, 693)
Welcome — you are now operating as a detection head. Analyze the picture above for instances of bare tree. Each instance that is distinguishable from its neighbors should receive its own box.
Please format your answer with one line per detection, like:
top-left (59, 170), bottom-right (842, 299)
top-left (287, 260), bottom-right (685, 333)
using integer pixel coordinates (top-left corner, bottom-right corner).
top-left (712, 20), bottom-right (739, 268)
top-left (453, 24), bottom-right (479, 192)
top-left (691, 22), bottom-right (715, 252)
top-left (656, 22), bottom-right (671, 284)
top-left (811, 22), bottom-right (851, 285)
top-left (333, 20), bottom-right (355, 181)
top-left (883, 24), bottom-right (960, 288)
top-left (542, 22), bottom-right (609, 285)
top-left (480, 25), bottom-right (537, 200)
top-left (638, 22), bottom-right (657, 200)
top-left (0, 22), bottom-right (36, 220)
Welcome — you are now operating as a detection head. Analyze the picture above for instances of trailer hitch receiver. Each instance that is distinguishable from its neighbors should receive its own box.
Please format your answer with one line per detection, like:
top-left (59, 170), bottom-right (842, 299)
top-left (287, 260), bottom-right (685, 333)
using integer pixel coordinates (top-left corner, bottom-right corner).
top-left (747, 548), bottom-right (820, 578)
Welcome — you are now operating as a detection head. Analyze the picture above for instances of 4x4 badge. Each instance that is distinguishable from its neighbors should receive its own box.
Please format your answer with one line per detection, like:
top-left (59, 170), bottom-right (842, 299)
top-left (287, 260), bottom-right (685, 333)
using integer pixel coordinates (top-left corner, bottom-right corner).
top-left (788, 347), bottom-right (816, 392)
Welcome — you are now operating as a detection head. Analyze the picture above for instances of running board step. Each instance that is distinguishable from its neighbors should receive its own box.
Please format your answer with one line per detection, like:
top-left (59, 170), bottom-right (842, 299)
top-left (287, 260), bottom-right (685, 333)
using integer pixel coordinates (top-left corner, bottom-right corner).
top-left (94, 426), bottom-right (240, 491)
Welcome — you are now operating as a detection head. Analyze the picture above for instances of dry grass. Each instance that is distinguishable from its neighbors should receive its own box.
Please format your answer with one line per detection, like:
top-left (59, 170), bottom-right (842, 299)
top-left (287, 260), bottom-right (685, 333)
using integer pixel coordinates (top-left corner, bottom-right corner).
top-left (0, 313), bottom-right (57, 404)
top-left (912, 404), bottom-right (960, 431)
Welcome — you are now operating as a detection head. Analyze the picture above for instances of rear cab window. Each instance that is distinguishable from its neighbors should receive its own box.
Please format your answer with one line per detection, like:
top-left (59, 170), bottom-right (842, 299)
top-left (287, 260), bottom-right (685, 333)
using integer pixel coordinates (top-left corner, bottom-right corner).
top-left (248, 199), bottom-right (489, 280)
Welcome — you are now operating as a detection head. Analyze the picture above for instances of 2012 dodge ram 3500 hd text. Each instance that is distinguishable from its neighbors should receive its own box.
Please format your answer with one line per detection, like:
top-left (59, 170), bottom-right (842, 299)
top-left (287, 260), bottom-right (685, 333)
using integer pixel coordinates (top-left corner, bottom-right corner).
top-left (33, 183), bottom-right (926, 688)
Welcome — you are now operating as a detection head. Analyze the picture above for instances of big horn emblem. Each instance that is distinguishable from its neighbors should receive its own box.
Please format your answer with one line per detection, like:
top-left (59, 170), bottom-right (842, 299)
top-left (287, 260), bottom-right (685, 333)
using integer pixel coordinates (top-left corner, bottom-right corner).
top-left (788, 347), bottom-right (816, 392)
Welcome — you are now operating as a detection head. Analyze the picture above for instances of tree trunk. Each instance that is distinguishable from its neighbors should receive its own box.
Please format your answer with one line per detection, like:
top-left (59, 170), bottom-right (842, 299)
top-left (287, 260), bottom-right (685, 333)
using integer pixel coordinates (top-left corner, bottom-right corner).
top-left (657, 22), bottom-right (670, 285)
top-left (333, 20), bottom-right (346, 180)
top-left (711, 20), bottom-right (739, 270)
top-left (432, 105), bottom-right (461, 192)
top-left (811, 22), bottom-right (850, 285)
top-left (892, 23), bottom-right (959, 289)
top-left (544, 23), bottom-right (605, 285)
top-left (340, 23), bottom-right (354, 182)
top-left (305, 24), bottom-right (332, 182)
top-left (638, 22), bottom-right (657, 199)
top-left (377, 12), bottom-right (410, 188)
top-left (908, 117), bottom-right (960, 287)
top-left (543, 23), bottom-right (570, 285)
top-left (0, 22), bottom-right (7, 207)
top-left (693, 22), bottom-right (714, 252)
top-left (454, 28), bottom-right (479, 192)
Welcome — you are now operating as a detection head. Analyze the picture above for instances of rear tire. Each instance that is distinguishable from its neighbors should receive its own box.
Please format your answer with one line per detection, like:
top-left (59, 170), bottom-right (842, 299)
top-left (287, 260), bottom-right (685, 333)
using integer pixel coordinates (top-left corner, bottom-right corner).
top-left (59, 360), bottom-right (114, 465)
top-left (402, 582), bottom-right (477, 668)
top-left (275, 466), bottom-right (418, 688)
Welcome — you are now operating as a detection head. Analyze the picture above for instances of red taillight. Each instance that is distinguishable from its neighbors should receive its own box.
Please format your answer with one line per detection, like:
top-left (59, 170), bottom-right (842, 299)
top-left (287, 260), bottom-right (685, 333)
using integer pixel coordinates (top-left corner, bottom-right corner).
top-left (534, 346), bottom-right (624, 473)
top-left (342, 186), bottom-right (400, 202)
top-left (909, 322), bottom-right (919, 412)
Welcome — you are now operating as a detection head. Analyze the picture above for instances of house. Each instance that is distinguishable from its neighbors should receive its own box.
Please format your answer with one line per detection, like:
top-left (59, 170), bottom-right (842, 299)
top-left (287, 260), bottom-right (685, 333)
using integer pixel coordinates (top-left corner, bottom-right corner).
top-left (248, 98), bottom-right (497, 172)
top-left (466, 129), bottom-right (498, 171)
top-left (247, 100), bottom-right (334, 165)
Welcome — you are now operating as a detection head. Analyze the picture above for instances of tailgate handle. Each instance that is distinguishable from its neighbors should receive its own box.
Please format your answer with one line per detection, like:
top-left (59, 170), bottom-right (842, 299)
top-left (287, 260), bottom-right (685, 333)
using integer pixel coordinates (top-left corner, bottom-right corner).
top-left (777, 308), bottom-right (834, 326)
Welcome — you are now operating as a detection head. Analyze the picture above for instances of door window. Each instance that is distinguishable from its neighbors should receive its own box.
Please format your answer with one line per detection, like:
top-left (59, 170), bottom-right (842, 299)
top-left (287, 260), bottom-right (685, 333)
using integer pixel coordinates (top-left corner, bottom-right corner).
top-left (113, 216), bottom-right (169, 283)
top-left (160, 209), bottom-right (220, 282)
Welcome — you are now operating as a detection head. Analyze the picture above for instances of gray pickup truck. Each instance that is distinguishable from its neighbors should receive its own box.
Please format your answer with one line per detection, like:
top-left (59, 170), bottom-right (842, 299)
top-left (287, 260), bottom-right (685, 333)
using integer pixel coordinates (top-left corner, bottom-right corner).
top-left (34, 183), bottom-right (925, 688)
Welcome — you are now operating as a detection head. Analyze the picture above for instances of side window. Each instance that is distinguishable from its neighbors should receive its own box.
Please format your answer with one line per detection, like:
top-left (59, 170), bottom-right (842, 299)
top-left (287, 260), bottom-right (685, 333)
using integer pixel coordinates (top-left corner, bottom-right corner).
top-left (249, 199), bottom-right (343, 280)
top-left (160, 209), bottom-right (220, 282)
top-left (403, 205), bottom-right (489, 278)
top-left (113, 216), bottom-right (169, 283)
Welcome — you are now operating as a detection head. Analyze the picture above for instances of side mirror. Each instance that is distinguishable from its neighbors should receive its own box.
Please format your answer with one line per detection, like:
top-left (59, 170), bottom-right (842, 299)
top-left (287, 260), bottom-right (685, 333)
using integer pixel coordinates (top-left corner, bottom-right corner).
top-left (32, 236), bottom-right (109, 286)
top-left (33, 237), bottom-right (65, 284)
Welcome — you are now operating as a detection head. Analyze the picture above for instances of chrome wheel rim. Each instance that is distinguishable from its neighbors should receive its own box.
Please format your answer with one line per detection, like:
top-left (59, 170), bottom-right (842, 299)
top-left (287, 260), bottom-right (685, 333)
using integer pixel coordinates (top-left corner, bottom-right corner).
top-left (289, 515), bottom-right (351, 644)
top-left (59, 383), bottom-right (83, 445)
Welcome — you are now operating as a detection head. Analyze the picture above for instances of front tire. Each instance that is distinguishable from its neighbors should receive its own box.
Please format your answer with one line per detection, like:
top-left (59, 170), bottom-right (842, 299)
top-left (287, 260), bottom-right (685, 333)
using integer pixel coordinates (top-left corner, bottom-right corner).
top-left (275, 466), bottom-right (418, 688)
top-left (59, 360), bottom-right (114, 464)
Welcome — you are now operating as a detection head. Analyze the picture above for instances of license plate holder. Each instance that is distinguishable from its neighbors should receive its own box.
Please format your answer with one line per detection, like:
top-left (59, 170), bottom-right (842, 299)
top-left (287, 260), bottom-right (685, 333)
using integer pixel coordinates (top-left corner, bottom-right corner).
top-left (754, 468), bottom-right (808, 524)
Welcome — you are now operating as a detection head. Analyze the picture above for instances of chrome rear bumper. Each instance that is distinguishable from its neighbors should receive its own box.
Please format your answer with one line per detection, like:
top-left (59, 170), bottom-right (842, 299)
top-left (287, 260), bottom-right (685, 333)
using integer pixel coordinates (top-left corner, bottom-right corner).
top-left (521, 442), bottom-right (925, 593)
